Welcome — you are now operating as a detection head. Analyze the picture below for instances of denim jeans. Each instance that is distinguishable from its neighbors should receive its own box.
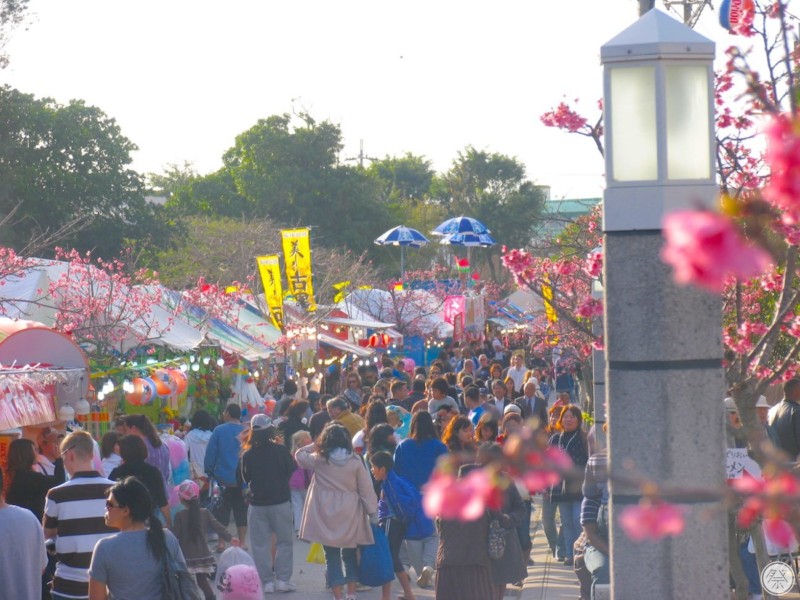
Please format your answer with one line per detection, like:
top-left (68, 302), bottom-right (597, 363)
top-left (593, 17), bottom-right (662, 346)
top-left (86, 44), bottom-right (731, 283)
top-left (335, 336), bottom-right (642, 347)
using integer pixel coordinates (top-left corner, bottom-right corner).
top-left (556, 500), bottom-right (582, 559)
top-left (323, 545), bottom-right (358, 588)
top-left (583, 545), bottom-right (610, 599)
top-left (248, 502), bottom-right (294, 584)
top-left (541, 496), bottom-right (563, 558)
top-left (290, 488), bottom-right (306, 533)
top-left (739, 538), bottom-right (762, 594)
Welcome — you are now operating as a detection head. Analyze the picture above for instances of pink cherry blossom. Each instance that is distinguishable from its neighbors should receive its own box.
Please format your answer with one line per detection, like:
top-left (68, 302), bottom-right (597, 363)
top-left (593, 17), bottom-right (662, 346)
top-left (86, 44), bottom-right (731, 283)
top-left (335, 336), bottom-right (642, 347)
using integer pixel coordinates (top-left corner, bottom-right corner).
top-left (661, 210), bottom-right (772, 293)
top-left (576, 298), bottom-right (603, 319)
top-left (540, 102), bottom-right (588, 133)
top-left (584, 251), bottom-right (603, 278)
top-left (763, 113), bottom-right (800, 225)
top-left (764, 518), bottom-right (796, 548)
top-left (422, 468), bottom-right (500, 521)
top-left (619, 501), bottom-right (685, 542)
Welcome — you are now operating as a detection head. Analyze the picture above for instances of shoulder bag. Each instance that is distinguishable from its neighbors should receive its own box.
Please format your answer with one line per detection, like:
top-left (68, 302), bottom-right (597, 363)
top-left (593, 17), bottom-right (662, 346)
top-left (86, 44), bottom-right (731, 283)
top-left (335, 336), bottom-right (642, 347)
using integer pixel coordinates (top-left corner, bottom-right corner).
top-left (488, 513), bottom-right (506, 559)
top-left (162, 544), bottom-right (204, 600)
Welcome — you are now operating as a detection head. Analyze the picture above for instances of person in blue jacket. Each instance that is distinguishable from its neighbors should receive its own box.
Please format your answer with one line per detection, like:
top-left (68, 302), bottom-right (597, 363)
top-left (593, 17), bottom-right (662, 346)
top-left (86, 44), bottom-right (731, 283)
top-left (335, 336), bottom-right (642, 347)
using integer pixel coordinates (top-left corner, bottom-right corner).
top-left (392, 411), bottom-right (446, 588)
top-left (371, 450), bottom-right (434, 600)
top-left (204, 403), bottom-right (247, 548)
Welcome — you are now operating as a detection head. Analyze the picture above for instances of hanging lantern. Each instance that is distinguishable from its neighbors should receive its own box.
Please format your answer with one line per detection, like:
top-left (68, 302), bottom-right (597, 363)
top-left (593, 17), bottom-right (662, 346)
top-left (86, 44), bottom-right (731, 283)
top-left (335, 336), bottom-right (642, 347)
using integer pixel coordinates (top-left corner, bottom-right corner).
top-left (152, 368), bottom-right (177, 397)
top-left (125, 377), bottom-right (156, 406)
top-left (58, 403), bottom-right (75, 422)
top-left (169, 368), bottom-right (189, 394)
top-left (368, 332), bottom-right (390, 348)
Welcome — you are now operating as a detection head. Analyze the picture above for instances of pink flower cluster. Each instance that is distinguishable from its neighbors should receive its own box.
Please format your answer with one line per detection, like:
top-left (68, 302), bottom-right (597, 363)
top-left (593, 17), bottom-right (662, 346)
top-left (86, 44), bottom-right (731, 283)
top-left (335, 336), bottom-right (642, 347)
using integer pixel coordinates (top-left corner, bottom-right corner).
top-left (576, 298), bottom-right (603, 319)
top-left (661, 210), bottom-right (772, 293)
top-left (619, 501), bottom-right (686, 542)
top-left (584, 251), bottom-right (602, 278)
top-left (732, 472), bottom-right (800, 547)
top-left (540, 101), bottom-right (588, 133)
top-left (763, 113), bottom-right (800, 225)
top-left (422, 468), bottom-right (503, 521)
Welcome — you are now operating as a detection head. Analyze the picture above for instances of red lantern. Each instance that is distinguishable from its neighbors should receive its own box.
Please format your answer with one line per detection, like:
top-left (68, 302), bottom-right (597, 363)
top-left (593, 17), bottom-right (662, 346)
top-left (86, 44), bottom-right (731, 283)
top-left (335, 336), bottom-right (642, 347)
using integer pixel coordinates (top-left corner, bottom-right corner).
top-left (368, 332), bottom-right (390, 348)
top-left (169, 369), bottom-right (189, 395)
top-left (126, 378), bottom-right (156, 406)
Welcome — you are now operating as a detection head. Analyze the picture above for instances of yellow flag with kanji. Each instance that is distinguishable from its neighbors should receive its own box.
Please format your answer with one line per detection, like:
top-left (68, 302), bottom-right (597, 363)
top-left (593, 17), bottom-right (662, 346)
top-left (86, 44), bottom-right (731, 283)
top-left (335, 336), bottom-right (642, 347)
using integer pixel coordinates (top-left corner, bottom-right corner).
top-left (281, 228), bottom-right (317, 312)
top-left (256, 255), bottom-right (284, 330)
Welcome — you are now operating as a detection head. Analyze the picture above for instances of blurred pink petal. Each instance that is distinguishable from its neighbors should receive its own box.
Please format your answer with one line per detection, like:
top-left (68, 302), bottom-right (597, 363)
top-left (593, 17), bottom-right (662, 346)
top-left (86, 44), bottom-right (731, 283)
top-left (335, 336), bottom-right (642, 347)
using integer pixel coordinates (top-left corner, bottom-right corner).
top-left (763, 113), bottom-right (800, 224)
top-left (661, 210), bottom-right (772, 293)
top-left (730, 471), bottom-right (765, 495)
top-left (619, 501), bottom-right (685, 542)
top-left (764, 518), bottom-right (796, 548)
top-left (521, 470), bottom-right (562, 494)
top-left (422, 468), bottom-right (498, 521)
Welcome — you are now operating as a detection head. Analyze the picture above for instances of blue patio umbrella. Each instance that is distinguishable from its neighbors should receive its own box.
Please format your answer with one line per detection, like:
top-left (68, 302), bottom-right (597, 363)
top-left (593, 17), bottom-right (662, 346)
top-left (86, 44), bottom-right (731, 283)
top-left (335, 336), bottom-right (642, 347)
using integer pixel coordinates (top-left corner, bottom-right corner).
top-left (374, 225), bottom-right (430, 280)
top-left (431, 215), bottom-right (491, 237)
top-left (438, 231), bottom-right (497, 247)
top-left (439, 231), bottom-right (497, 275)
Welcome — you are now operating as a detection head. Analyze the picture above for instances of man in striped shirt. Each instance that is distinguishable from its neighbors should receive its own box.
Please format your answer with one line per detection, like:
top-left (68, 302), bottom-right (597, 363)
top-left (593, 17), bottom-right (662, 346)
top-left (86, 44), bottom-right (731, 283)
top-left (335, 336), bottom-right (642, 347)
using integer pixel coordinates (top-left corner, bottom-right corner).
top-left (43, 431), bottom-right (115, 600)
top-left (580, 448), bottom-right (609, 599)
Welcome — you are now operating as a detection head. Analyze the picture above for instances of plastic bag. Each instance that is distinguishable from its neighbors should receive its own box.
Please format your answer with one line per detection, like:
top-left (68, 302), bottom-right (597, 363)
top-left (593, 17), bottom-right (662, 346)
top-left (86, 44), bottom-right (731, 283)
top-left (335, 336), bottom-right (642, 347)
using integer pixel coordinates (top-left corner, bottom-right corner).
top-left (215, 547), bottom-right (260, 600)
top-left (357, 523), bottom-right (394, 587)
top-left (306, 541), bottom-right (326, 564)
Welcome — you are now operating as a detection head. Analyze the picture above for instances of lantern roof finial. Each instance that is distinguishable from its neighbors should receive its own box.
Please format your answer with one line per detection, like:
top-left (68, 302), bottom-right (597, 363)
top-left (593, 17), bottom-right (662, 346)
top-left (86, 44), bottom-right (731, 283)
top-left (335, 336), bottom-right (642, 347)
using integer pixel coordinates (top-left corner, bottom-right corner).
top-left (601, 9), bottom-right (714, 64)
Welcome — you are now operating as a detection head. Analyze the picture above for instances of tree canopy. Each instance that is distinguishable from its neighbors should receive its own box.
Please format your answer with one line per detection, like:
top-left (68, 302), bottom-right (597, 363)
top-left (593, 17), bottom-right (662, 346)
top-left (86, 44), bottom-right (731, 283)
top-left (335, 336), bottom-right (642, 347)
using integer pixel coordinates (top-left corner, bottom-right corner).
top-left (0, 86), bottom-right (173, 258)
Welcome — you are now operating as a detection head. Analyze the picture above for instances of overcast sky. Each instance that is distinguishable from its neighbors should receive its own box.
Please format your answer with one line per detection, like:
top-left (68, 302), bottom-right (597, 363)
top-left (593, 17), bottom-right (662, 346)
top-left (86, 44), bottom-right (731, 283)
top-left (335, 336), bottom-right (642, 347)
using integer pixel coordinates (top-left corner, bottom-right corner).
top-left (2, 0), bottom-right (732, 199)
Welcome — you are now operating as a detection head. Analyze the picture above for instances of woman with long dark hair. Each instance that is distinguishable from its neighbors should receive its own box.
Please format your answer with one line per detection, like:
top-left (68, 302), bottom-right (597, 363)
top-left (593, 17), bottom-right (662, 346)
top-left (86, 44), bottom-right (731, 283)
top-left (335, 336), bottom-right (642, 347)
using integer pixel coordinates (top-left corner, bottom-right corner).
top-left (353, 401), bottom-right (389, 454)
top-left (547, 404), bottom-right (589, 566)
top-left (278, 400), bottom-right (310, 449)
top-left (392, 411), bottom-right (446, 588)
top-left (238, 414), bottom-right (296, 593)
top-left (173, 480), bottom-right (236, 600)
top-left (184, 409), bottom-right (215, 488)
top-left (295, 423), bottom-right (377, 600)
top-left (88, 477), bottom-right (189, 600)
top-left (541, 405), bottom-right (565, 560)
top-left (5, 438), bottom-right (62, 521)
top-left (109, 436), bottom-right (171, 528)
top-left (123, 414), bottom-right (170, 488)
top-left (441, 415), bottom-right (477, 455)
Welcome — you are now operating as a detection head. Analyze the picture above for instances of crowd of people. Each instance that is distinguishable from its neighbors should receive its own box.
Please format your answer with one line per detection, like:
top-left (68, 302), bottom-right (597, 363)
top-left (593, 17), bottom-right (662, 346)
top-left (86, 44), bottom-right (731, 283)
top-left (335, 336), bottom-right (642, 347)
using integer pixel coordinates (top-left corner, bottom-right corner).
top-left (0, 337), bottom-right (609, 600)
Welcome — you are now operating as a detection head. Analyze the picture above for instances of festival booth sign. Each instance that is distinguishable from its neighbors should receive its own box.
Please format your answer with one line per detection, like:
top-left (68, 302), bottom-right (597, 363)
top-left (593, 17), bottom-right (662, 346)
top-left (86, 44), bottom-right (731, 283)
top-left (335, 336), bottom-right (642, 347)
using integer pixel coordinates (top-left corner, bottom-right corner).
top-left (0, 319), bottom-right (90, 429)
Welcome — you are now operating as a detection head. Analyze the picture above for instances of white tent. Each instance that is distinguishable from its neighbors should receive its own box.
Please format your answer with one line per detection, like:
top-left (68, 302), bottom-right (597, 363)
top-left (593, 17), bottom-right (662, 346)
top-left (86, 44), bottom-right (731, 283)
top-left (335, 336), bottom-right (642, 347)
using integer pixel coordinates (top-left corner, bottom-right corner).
top-left (0, 261), bottom-right (204, 353)
top-left (340, 289), bottom-right (453, 338)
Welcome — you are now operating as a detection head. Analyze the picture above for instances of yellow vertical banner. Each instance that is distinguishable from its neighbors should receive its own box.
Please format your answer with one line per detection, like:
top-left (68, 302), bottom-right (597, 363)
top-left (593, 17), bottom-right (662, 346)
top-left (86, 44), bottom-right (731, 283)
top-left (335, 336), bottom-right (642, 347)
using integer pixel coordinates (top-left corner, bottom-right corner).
top-left (542, 276), bottom-right (559, 345)
top-left (256, 255), bottom-right (285, 330)
top-left (281, 228), bottom-right (317, 311)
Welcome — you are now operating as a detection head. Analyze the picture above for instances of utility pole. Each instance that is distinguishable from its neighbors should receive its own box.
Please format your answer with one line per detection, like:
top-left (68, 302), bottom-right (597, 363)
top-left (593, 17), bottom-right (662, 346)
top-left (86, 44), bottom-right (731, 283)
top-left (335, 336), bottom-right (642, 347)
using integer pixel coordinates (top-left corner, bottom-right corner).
top-left (638, 0), bottom-right (656, 15)
top-left (345, 140), bottom-right (378, 169)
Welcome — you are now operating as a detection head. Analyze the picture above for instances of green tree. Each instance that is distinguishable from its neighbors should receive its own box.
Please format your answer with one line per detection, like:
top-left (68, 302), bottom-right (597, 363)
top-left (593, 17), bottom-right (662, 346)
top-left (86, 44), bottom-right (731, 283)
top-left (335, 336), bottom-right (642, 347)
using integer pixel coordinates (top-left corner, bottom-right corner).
top-left (0, 0), bottom-right (30, 68)
top-left (366, 153), bottom-right (434, 203)
top-left (222, 112), bottom-right (392, 254)
top-left (431, 146), bottom-right (548, 279)
top-left (165, 167), bottom-right (253, 217)
top-left (0, 86), bottom-right (168, 258)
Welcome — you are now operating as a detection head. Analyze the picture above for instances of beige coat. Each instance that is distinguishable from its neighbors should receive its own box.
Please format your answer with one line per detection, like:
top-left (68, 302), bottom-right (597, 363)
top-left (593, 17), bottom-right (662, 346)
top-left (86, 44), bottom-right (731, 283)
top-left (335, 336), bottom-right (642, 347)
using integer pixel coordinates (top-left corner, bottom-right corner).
top-left (295, 443), bottom-right (377, 548)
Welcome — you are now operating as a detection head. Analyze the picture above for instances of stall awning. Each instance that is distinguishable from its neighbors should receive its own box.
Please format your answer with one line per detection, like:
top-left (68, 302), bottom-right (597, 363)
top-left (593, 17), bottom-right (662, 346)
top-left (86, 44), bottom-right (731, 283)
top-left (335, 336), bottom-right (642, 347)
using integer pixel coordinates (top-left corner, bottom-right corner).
top-left (318, 332), bottom-right (373, 358)
top-left (323, 317), bottom-right (396, 329)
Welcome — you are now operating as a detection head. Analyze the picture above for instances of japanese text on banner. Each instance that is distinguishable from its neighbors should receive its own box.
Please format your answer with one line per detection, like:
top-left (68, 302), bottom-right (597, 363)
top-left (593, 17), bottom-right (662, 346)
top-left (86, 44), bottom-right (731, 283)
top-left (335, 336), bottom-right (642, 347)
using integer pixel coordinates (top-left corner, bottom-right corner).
top-left (281, 228), bottom-right (317, 312)
top-left (256, 255), bottom-right (284, 330)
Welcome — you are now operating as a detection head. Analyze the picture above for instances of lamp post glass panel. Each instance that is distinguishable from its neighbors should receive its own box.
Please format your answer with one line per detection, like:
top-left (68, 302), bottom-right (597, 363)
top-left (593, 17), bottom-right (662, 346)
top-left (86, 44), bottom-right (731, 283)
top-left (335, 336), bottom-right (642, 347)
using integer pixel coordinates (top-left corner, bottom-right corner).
top-left (601, 10), bottom-right (726, 600)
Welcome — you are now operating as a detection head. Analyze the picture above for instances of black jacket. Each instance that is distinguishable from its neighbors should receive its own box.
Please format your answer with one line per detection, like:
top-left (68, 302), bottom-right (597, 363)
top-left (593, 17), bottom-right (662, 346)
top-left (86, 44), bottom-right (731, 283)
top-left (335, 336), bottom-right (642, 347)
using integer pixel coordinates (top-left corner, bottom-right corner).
top-left (238, 441), bottom-right (294, 506)
top-left (767, 399), bottom-right (800, 459)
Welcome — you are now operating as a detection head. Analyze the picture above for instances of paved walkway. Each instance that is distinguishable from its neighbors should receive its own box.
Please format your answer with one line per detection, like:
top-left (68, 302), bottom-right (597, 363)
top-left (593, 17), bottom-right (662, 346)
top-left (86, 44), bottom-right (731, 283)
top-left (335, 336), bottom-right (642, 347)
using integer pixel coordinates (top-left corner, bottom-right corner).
top-left (518, 498), bottom-right (581, 600)
top-left (241, 497), bottom-right (581, 599)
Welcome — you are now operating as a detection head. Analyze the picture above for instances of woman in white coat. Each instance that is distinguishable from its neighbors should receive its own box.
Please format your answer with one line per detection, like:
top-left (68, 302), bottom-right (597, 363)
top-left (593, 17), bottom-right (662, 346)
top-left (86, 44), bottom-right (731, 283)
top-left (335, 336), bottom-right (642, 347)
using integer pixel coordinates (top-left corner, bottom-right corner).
top-left (295, 422), bottom-right (378, 600)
